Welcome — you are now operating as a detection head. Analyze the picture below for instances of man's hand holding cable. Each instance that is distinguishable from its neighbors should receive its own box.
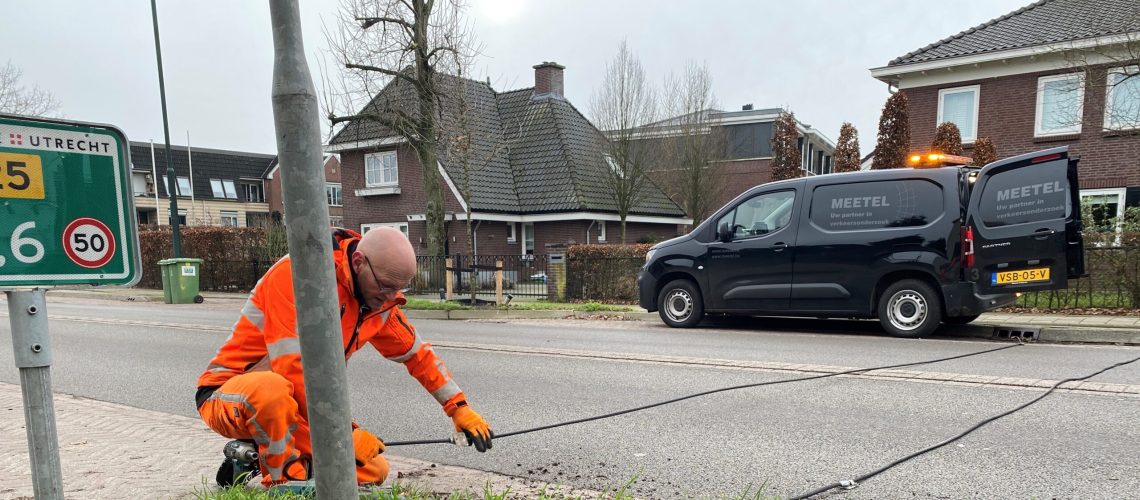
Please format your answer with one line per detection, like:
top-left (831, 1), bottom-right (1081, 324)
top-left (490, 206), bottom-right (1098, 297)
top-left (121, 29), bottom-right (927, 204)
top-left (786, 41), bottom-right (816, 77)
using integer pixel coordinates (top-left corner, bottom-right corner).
top-left (352, 428), bottom-right (385, 466)
top-left (451, 405), bottom-right (493, 452)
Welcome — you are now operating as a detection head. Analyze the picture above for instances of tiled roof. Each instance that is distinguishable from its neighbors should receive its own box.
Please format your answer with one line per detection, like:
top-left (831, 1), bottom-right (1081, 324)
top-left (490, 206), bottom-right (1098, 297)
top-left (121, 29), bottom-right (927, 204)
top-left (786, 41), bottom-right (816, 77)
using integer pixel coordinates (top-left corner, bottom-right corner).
top-left (329, 75), bottom-right (685, 218)
top-left (889, 0), bottom-right (1140, 66)
top-left (129, 142), bottom-right (275, 200)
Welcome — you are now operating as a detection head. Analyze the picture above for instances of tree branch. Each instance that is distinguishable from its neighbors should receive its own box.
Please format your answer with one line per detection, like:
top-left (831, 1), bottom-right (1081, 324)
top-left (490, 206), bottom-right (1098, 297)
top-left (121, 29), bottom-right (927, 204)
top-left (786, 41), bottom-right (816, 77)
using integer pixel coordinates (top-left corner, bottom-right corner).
top-left (357, 16), bottom-right (414, 30)
top-left (345, 62), bottom-right (421, 89)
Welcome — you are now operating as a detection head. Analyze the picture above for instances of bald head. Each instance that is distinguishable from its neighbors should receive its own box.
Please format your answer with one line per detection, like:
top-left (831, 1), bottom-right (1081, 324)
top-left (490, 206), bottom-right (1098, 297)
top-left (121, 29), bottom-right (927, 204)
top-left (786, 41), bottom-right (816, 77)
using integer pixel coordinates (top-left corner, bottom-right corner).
top-left (352, 227), bottom-right (416, 306)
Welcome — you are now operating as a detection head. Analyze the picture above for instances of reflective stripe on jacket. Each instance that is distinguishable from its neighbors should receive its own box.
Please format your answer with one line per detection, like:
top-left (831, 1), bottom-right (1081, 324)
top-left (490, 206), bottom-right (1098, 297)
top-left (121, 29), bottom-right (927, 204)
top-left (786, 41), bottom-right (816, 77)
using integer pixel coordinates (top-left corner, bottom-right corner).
top-left (196, 228), bottom-right (467, 418)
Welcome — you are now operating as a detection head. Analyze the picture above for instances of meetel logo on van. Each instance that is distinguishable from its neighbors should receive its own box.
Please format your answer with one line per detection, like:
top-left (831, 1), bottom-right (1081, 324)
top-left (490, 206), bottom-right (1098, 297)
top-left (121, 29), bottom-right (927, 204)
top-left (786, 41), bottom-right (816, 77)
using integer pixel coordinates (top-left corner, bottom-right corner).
top-left (995, 181), bottom-right (1063, 201)
top-left (831, 196), bottom-right (890, 209)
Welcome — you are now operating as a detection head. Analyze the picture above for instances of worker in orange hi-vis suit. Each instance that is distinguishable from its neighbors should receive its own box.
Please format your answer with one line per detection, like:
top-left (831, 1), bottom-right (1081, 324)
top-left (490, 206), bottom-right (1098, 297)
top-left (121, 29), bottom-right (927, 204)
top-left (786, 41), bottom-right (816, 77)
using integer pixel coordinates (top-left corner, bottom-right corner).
top-left (195, 226), bottom-right (492, 486)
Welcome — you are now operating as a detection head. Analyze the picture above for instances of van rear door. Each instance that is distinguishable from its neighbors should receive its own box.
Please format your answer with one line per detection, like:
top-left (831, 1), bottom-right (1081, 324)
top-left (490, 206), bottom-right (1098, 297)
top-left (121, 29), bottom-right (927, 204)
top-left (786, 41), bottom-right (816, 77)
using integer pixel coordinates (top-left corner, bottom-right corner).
top-left (966, 146), bottom-right (1085, 294)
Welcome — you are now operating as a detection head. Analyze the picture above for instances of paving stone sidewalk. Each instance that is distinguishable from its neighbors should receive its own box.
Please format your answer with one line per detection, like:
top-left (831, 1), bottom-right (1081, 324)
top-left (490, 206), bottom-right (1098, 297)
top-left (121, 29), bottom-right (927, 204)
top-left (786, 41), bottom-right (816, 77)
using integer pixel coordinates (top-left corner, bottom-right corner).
top-left (0, 383), bottom-right (588, 500)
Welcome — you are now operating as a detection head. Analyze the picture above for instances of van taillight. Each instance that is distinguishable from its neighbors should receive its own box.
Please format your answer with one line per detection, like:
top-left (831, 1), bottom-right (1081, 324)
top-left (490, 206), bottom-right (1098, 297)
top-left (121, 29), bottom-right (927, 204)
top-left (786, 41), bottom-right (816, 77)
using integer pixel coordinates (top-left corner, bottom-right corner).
top-left (962, 226), bottom-right (975, 268)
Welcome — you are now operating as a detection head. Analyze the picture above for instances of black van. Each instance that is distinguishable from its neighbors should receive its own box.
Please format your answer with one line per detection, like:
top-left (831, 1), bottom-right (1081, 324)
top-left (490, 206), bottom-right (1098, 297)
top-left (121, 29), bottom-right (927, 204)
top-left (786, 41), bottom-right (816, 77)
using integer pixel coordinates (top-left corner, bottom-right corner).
top-left (638, 146), bottom-right (1085, 337)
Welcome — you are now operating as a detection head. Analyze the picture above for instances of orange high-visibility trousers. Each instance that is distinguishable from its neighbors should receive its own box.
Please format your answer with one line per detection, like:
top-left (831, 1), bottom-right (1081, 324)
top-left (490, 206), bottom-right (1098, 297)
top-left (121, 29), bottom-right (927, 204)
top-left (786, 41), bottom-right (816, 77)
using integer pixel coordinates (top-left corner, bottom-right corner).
top-left (199, 371), bottom-right (390, 486)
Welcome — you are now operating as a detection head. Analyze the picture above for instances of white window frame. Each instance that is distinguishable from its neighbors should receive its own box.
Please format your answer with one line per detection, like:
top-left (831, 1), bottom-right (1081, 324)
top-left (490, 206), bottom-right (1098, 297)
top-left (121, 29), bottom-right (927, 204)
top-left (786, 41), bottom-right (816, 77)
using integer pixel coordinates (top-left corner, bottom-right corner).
top-left (220, 210), bottom-right (239, 227)
top-left (241, 182), bottom-right (265, 203)
top-left (1035, 73), bottom-right (1084, 137)
top-left (604, 154), bottom-right (621, 175)
top-left (1104, 65), bottom-right (1140, 131)
top-left (597, 220), bottom-right (606, 242)
top-left (365, 151), bottom-right (399, 187)
top-left (361, 222), bottom-right (409, 237)
top-left (1080, 187), bottom-right (1127, 245)
top-left (326, 183), bottom-right (343, 207)
top-left (506, 222), bottom-right (517, 243)
top-left (522, 222), bottom-right (535, 256)
top-left (937, 85), bottom-right (980, 143)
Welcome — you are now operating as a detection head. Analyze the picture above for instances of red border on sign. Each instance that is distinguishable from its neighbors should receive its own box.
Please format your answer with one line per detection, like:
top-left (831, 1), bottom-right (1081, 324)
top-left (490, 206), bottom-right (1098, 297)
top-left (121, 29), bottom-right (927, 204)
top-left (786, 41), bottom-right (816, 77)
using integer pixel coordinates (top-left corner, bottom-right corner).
top-left (62, 217), bottom-right (116, 269)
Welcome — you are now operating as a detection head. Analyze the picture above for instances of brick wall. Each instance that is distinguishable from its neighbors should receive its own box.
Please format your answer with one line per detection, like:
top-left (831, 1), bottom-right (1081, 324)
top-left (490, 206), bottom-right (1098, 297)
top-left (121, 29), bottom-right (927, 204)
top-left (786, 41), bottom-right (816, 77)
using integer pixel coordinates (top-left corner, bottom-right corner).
top-left (905, 67), bottom-right (1140, 189)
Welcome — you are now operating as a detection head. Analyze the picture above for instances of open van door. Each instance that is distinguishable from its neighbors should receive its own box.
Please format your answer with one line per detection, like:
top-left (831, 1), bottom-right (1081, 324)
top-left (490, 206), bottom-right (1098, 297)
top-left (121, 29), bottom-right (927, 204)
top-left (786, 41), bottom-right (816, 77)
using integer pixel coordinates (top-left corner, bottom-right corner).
top-left (966, 146), bottom-right (1085, 294)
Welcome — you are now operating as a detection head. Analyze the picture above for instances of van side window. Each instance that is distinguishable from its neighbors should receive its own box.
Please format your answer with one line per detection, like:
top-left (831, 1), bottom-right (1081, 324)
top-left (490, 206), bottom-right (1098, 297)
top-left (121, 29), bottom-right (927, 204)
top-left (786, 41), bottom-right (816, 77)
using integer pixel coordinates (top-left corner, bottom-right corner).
top-left (716, 190), bottom-right (796, 240)
top-left (810, 179), bottom-right (943, 231)
top-left (977, 160), bottom-right (1070, 227)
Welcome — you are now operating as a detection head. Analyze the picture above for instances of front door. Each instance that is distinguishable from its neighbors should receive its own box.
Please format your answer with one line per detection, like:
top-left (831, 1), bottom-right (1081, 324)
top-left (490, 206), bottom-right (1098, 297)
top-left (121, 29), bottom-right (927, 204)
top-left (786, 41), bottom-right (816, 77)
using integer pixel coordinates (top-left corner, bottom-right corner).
top-left (966, 146), bottom-right (1085, 294)
top-left (704, 189), bottom-right (799, 312)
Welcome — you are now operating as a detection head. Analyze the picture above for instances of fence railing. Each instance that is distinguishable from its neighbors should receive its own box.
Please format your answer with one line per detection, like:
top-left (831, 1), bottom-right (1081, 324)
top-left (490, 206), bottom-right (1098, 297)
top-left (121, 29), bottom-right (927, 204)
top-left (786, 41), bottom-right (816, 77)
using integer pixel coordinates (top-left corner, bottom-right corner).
top-left (1013, 246), bottom-right (1140, 309)
top-left (411, 254), bottom-right (550, 298)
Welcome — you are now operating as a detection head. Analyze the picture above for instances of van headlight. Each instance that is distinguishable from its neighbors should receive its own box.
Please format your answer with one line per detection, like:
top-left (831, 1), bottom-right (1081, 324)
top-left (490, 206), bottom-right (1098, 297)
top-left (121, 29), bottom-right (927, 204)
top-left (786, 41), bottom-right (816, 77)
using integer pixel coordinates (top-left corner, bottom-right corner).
top-left (644, 249), bottom-right (657, 264)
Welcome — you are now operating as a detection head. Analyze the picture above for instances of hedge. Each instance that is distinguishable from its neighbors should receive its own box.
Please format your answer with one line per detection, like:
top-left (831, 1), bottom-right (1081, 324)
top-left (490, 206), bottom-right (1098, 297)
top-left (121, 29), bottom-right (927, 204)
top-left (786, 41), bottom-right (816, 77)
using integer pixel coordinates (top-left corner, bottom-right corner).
top-left (137, 226), bottom-right (287, 292)
top-left (565, 244), bottom-right (650, 303)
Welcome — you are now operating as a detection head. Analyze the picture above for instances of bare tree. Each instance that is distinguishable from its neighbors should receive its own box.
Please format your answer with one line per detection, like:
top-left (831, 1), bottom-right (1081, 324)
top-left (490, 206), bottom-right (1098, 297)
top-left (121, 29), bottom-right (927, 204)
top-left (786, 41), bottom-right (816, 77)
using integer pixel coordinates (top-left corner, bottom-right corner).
top-left (325, 0), bottom-right (476, 257)
top-left (832, 122), bottom-right (861, 173)
top-left (0, 61), bottom-right (59, 116)
top-left (590, 41), bottom-right (658, 243)
top-left (658, 61), bottom-right (726, 226)
top-left (872, 91), bottom-right (910, 169)
top-left (1054, 20), bottom-right (1140, 135)
top-left (770, 110), bottom-right (802, 182)
top-left (931, 122), bottom-right (963, 155)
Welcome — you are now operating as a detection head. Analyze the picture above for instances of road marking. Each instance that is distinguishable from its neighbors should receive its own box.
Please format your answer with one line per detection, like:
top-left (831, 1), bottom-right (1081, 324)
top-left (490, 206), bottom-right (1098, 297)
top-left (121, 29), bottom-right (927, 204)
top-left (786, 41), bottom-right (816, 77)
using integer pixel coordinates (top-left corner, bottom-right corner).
top-left (4, 312), bottom-right (1137, 397)
top-left (433, 341), bottom-right (1140, 398)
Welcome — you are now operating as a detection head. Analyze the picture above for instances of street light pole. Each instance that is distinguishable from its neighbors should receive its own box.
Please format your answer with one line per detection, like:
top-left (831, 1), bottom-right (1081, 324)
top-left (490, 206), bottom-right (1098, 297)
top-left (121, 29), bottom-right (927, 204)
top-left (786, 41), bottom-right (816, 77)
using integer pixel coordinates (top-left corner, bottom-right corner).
top-left (150, 0), bottom-right (182, 258)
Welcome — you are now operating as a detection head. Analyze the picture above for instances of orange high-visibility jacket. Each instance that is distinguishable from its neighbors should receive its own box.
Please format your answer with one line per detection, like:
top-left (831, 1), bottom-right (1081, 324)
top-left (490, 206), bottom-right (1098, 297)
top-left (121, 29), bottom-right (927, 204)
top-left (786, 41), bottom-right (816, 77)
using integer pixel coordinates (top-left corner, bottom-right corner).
top-left (196, 229), bottom-right (466, 418)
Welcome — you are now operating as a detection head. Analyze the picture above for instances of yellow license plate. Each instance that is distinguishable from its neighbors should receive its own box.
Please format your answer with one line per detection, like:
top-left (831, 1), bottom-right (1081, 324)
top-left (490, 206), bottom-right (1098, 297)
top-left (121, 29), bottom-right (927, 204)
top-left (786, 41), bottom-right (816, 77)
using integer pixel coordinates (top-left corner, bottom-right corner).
top-left (993, 267), bottom-right (1050, 285)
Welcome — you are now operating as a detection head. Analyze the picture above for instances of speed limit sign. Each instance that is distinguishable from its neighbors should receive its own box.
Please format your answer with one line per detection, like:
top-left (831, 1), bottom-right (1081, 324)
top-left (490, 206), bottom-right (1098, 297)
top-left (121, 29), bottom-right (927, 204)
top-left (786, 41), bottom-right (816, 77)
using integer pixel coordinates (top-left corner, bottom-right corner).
top-left (63, 218), bottom-right (116, 269)
top-left (0, 114), bottom-right (140, 287)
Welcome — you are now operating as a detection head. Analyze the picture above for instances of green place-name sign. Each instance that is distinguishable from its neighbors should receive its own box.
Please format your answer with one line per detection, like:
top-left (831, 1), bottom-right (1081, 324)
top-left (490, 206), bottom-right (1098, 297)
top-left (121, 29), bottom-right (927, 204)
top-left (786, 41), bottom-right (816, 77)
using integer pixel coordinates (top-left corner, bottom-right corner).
top-left (0, 114), bottom-right (140, 287)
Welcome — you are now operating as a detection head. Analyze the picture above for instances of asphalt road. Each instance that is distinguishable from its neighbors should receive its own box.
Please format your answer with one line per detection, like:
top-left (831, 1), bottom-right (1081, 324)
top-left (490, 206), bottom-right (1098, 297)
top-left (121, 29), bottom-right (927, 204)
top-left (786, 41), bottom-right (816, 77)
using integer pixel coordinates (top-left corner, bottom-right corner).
top-left (1, 296), bottom-right (1138, 499)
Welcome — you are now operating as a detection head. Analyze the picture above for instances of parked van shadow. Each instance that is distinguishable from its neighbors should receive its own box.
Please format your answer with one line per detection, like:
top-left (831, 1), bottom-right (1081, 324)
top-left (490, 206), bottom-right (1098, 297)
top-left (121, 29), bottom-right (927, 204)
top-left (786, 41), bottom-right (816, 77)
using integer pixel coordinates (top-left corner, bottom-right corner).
top-left (695, 314), bottom-right (995, 341)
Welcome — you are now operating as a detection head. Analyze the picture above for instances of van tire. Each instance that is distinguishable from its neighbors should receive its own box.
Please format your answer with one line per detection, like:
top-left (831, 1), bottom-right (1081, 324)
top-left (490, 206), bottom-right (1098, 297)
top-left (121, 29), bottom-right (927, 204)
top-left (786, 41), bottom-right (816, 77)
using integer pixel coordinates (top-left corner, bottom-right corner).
top-left (877, 279), bottom-right (942, 338)
top-left (657, 279), bottom-right (704, 328)
top-left (944, 314), bottom-right (981, 325)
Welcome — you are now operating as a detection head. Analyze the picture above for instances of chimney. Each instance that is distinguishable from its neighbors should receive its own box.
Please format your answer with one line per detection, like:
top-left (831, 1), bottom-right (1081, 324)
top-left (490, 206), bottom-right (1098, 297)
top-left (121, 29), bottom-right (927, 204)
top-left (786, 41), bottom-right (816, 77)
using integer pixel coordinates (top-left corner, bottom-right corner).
top-left (533, 61), bottom-right (565, 97)
top-left (742, 104), bottom-right (753, 111)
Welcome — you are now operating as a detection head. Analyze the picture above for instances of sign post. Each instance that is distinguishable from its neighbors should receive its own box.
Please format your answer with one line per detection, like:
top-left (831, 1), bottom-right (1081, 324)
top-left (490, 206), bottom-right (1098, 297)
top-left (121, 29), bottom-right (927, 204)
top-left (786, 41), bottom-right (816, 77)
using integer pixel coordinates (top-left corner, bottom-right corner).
top-left (1, 114), bottom-right (140, 499)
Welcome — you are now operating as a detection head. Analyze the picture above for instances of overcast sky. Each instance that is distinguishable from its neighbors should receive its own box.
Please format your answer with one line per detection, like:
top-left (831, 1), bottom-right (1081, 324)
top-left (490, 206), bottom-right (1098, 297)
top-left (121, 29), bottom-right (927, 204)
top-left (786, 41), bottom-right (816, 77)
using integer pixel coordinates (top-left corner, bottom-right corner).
top-left (3, 0), bottom-right (1031, 156)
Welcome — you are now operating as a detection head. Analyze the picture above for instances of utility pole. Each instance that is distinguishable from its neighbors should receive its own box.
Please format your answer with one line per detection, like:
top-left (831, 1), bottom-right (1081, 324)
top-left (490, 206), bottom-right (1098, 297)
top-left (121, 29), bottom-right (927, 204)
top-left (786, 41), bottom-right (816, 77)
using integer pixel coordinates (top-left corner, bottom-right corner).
top-left (150, 0), bottom-right (181, 257)
top-left (268, 0), bottom-right (357, 496)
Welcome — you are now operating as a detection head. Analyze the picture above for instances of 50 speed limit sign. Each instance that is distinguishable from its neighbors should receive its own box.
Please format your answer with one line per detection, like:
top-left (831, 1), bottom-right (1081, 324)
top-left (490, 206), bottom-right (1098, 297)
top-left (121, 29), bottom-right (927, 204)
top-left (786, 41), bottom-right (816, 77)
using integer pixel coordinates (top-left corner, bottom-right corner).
top-left (0, 114), bottom-right (140, 287)
top-left (63, 218), bottom-right (116, 269)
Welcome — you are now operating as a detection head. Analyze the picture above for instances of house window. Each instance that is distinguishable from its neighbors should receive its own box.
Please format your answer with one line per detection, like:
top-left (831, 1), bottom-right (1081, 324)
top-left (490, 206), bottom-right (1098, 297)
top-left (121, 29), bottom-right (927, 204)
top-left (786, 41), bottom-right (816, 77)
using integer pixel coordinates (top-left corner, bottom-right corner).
top-left (220, 211), bottom-right (239, 227)
top-left (176, 209), bottom-right (187, 226)
top-left (241, 182), bottom-right (265, 203)
top-left (162, 176), bottom-right (193, 196)
top-left (329, 216), bottom-right (344, 227)
top-left (365, 151), bottom-right (399, 187)
top-left (597, 221), bottom-right (606, 242)
top-left (506, 222), bottom-right (517, 243)
top-left (326, 183), bottom-right (343, 206)
top-left (1036, 73), bottom-right (1084, 136)
top-left (937, 85), bottom-right (980, 142)
top-left (209, 179), bottom-right (239, 199)
top-left (522, 223), bottom-right (535, 255)
top-left (1081, 188), bottom-right (1126, 243)
top-left (361, 222), bottom-right (409, 237)
top-left (1105, 65), bottom-right (1140, 131)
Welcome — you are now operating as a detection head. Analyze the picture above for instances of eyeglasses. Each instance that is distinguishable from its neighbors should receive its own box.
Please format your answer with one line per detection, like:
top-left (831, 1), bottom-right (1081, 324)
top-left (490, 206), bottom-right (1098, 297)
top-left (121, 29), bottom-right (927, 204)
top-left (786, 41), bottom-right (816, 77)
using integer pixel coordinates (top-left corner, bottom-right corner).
top-left (364, 255), bottom-right (410, 296)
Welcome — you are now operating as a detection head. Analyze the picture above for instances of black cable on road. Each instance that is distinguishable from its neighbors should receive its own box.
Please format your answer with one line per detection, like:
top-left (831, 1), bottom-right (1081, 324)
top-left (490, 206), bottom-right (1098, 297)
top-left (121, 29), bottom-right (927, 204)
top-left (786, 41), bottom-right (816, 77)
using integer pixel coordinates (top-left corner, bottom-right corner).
top-left (788, 353), bottom-right (1140, 500)
top-left (384, 342), bottom-right (1024, 447)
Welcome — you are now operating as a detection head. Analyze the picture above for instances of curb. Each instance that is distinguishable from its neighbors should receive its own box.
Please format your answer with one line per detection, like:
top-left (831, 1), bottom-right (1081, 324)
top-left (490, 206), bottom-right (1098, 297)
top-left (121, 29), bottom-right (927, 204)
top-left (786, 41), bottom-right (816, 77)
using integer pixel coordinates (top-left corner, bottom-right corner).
top-left (948, 322), bottom-right (1140, 345)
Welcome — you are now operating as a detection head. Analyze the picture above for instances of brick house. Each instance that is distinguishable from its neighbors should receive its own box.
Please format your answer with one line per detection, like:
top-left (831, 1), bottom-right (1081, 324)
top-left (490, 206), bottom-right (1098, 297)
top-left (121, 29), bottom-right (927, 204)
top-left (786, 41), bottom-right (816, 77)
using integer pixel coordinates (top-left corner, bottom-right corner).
top-left (635, 106), bottom-right (835, 220)
top-left (326, 62), bottom-right (691, 257)
top-left (265, 154), bottom-right (343, 226)
top-left (129, 142), bottom-right (275, 228)
top-left (870, 0), bottom-right (1140, 231)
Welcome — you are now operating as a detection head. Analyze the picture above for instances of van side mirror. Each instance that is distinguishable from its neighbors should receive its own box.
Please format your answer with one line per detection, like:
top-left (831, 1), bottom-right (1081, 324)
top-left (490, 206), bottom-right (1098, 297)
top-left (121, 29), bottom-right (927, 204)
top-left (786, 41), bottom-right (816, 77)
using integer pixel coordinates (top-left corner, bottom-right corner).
top-left (717, 222), bottom-right (733, 242)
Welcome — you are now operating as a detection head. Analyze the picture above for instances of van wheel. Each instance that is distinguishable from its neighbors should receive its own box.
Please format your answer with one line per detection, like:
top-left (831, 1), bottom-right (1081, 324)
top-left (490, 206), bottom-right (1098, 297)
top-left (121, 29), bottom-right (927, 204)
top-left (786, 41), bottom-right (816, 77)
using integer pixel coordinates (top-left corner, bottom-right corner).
top-left (944, 314), bottom-right (981, 325)
top-left (657, 279), bottom-right (704, 328)
top-left (877, 279), bottom-right (942, 338)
